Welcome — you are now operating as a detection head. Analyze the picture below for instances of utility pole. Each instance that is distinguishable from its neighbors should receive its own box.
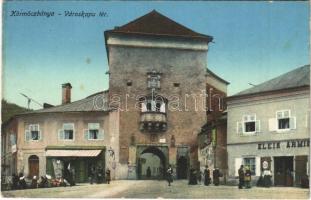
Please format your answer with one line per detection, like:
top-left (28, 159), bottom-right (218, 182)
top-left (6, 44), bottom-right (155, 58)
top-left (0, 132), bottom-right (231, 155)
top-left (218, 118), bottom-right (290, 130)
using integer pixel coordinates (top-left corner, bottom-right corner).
top-left (20, 93), bottom-right (42, 109)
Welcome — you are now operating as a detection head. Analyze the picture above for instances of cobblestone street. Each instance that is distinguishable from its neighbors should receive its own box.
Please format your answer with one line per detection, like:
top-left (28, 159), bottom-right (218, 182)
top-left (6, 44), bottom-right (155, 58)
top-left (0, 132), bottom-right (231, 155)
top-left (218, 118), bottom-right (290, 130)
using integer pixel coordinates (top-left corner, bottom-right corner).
top-left (2, 180), bottom-right (310, 199)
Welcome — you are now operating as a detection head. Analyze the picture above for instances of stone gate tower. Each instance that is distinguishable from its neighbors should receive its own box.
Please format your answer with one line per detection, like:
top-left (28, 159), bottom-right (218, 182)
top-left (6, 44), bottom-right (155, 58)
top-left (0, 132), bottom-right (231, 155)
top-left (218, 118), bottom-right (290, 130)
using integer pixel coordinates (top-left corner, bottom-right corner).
top-left (104, 10), bottom-right (213, 179)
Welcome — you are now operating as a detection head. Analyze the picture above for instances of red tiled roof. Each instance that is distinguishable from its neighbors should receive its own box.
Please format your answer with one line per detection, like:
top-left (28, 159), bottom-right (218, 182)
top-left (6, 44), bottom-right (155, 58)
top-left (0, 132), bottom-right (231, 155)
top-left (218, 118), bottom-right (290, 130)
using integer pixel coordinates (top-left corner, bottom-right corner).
top-left (105, 10), bottom-right (213, 42)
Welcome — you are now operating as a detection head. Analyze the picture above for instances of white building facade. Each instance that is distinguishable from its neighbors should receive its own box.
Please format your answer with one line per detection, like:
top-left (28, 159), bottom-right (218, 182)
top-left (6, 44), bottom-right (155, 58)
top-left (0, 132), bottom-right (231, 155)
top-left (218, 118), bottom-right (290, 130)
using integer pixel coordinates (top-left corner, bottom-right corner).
top-left (226, 65), bottom-right (310, 186)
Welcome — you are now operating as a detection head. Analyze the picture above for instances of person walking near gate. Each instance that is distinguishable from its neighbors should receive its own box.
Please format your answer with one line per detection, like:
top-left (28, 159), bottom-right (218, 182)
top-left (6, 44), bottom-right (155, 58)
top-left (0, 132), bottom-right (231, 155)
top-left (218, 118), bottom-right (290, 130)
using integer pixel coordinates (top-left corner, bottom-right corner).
top-left (244, 166), bottom-right (252, 189)
top-left (213, 168), bottom-right (221, 186)
top-left (146, 166), bottom-right (151, 179)
top-left (203, 165), bottom-right (211, 186)
top-left (166, 165), bottom-right (173, 186)
top-left (90, 165), bottom-right (96, 184)
top-left (105, 168), bottom-right (111, 184)
top-left (238, 165), bottom-right (245, 189)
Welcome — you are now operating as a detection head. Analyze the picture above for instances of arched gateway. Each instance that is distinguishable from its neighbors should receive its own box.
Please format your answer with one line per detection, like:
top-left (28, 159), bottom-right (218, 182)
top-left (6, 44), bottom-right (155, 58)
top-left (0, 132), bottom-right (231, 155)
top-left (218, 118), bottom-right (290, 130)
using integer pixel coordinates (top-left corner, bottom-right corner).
top-left (136, 146), bottom-right (168, 180)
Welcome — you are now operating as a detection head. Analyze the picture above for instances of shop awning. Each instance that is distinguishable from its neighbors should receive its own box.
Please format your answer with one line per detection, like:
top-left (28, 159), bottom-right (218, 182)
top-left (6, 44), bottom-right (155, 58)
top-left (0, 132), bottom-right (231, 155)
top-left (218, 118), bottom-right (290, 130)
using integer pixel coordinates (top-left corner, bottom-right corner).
top-left (46, 149), bottom-right (102, 157)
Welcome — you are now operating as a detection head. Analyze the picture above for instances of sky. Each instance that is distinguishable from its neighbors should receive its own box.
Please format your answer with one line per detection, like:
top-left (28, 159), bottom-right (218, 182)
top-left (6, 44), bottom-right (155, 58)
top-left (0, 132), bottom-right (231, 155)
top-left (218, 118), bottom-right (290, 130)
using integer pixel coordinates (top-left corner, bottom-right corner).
top-left (2, 1), bottom-right (309, 110)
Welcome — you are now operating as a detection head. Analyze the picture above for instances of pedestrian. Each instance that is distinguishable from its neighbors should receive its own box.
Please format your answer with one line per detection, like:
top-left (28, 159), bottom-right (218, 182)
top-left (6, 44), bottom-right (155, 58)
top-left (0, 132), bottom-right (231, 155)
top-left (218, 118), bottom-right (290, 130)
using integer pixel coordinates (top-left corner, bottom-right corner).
top-left (203, 165), bottom-right (211, 186)
top-left (12, 173), bottom-right (19, 190)
top-left (18, 172), bottom-right (27, 189)
top-left (188, 166), bottom-right (197, 185)
top-left (31, 176), bottom-right (38, 189)
top-left (90, 165), bottom-right (96, 184)
top-left (146, 166), bottom-right (151, 179)
top-left (263, 169), bottom-right (272, 188)
top-left (197, 169), bottom-right (202, 184)
top-left (97, 165), bottom-right (104, 184)
top-left (238, 165), bottom-right (245, 189)
top-left (244, 166), bottom-right (252, 189)
top-left (67, 163), bottom-right (75, 186)
top-left (105, 168), bottom-right (111, 184)
top-left (166, 165), bottom-right (173, 186)
top-left (213, 168), bottom-right (220, 186)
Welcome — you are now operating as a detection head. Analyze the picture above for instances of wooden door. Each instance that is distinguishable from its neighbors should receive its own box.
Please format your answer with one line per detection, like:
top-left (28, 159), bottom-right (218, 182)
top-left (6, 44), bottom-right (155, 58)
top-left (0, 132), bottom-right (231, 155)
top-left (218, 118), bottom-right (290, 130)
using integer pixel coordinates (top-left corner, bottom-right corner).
top-left (28, 155), bottom-right (39, 178)
top-left (295, 156), bottom-right (308, 186)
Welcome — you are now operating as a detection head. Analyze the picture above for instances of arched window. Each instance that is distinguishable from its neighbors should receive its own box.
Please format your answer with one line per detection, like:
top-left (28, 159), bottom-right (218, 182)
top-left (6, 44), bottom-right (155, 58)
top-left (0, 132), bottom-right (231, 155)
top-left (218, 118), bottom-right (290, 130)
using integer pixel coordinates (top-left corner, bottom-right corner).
top-left (140, 95), bottom-right (167, 113)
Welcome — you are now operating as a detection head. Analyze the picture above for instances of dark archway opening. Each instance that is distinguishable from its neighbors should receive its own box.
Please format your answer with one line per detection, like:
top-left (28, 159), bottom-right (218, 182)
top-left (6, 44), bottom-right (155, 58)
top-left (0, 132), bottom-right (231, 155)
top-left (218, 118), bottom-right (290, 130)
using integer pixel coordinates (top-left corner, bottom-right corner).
top-left (177, 156), bottom-right (188, 179)
top-left (137, 146), bottom-right (166, 180)
top-left (28, 155), bottom-right (39, 178)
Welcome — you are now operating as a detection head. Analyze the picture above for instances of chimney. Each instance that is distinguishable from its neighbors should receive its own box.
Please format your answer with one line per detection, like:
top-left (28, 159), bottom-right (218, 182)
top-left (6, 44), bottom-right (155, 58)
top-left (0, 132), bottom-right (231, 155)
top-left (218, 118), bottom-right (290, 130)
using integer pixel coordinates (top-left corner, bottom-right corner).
top-left (62, 83), bottom-right (72, 104)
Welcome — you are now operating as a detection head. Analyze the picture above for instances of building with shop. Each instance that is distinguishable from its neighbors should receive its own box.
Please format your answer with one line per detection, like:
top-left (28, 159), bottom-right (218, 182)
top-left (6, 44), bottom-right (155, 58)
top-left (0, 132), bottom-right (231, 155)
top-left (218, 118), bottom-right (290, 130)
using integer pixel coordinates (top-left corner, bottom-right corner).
top-left (198, 68), bottom-right (229, 183)
top-left (2, 10), bottom-right (227, 181)
top-left (226, 65), bottom-right (310, 186)
top-left (2, 86), bottom-right (120, 182)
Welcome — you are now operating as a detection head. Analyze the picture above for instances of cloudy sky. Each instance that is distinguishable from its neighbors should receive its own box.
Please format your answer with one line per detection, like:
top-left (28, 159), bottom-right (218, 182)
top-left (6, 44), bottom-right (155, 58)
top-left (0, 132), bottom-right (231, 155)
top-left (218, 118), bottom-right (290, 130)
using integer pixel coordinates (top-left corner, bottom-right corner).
top-left (3, 1), bottom-right (309, 109)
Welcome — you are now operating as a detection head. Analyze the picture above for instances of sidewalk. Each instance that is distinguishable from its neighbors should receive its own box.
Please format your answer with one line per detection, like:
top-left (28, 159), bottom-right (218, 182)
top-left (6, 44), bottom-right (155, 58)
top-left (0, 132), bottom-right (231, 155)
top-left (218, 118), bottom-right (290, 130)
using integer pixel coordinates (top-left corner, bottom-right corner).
top-left (1, 180), bottom-right (310, 199)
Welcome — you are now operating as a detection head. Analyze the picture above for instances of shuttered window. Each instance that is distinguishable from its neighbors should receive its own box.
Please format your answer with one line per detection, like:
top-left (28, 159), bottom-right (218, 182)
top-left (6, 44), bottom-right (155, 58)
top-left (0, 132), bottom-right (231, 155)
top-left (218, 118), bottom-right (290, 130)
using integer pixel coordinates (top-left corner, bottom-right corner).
top-left (59, 123), bottom-right (74, 141)
top-left (237, 114), bottom-right (260, 136)
top-left (85, 123), bottom-right (104, 140)
top-left (270, 110), bottom-right (296, 132)
top-left (25, 124), bottom-right (42, 142)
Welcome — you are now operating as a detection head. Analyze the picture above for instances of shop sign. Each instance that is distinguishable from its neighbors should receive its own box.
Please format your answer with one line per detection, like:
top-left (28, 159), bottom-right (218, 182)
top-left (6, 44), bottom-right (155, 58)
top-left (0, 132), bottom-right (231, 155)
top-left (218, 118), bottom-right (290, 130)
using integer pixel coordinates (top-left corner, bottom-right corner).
top-left (159, 138), bottom-right (166, 143)
top-left (262, 161), bottom-right (268, 169)
top-left (258, 139), bottom-right (310, 150)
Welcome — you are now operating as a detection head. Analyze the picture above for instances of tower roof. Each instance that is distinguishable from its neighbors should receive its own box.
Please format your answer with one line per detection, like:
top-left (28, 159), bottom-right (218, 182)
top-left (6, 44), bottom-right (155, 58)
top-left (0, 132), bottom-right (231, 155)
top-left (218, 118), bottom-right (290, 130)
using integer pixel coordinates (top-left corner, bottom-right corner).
top-left (105, 10), bottom-right (213, 42)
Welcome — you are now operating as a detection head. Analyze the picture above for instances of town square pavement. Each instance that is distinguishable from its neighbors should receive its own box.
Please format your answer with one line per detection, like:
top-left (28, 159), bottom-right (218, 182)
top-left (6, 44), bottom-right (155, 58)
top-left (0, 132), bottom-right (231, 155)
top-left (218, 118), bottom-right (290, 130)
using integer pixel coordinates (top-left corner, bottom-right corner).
top-left (1, 180), bottom-right (310, 199)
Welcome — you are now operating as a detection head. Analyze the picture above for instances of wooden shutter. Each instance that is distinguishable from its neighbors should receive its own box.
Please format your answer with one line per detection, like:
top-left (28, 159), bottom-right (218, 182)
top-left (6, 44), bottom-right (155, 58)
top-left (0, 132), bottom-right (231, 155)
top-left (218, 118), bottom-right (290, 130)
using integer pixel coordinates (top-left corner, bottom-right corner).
top-left (25, 130), bottom-right (30, 142)
top-left (98, 130), bottom-right (104, 140)
top-left (58, 130), bottom-right (64, 140)
top-left (290, 117), bottom-right (296, 130)
top-left (39, 131), bottom-right (42, 141)
top-left (236, 121), bottom-right (243, 135)
top-left (84, 130), bottom-right (89, 140)
top-left (255, 120), bottom-right (261, 133)
top-left (255, 157), bottom-right (261, 176)
top-left (235, 158), bottom-right (242, 176)
top-left (269, 118), bottom-right (277, 131)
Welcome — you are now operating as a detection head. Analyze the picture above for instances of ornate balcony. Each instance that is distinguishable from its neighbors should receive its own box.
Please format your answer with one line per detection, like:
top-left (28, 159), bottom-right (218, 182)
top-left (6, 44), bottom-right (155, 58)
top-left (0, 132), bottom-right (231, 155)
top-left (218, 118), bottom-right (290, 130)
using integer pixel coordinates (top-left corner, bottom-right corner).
top-left (140, 111), bottom-right (167, 132)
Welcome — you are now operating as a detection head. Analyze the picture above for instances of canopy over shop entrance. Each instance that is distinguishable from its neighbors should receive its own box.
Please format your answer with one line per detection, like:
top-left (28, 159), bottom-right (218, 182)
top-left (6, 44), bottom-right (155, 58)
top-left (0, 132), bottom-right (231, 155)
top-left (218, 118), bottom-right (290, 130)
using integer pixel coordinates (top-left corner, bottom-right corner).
top-left (45, 146), bottom-right (105, 183)
top-left (46, 150), bottom-right (102, 157)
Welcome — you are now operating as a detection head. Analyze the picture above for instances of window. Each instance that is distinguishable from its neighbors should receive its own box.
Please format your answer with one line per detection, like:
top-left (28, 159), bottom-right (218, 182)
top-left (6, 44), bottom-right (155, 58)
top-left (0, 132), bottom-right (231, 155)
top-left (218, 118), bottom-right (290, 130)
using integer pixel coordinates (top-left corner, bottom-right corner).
top-left (126, 80), bottom-right (132, 86)
top-left (277, 110), bottom-right (290, 130)
top-left (59, 123), bottom-right (74, 140)
top-left (142, 99), bottom-right (166, 113)
top-left (243, 157), bottom-right (256, 175)
top-left (269, 110), bottom-right (296, 132)
top-left (240, 114), bottom-right (260, 134)
top-left (147, 72), bottom-right (161, 89)
top-left (86, 123), bottom-right (103, 140)
top-left (25, 124), bottom-right (41, 141)
top-left (30, 124), bottom-right (39, 140)
top-left (173, 83), bottom-right (180, 87)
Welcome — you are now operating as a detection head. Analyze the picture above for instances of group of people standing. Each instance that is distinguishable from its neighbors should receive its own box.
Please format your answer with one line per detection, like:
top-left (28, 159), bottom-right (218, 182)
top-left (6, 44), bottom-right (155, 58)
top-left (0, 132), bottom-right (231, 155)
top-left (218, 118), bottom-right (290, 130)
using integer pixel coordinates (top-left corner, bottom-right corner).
top-left (189, 165), bottom-right (222, 186)
top-left (238, 165), bottom-right (252, 189)
top-left (165, 165), bottom-right (222, 186)
top-left (89, 165), bottom-right (111, 184)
